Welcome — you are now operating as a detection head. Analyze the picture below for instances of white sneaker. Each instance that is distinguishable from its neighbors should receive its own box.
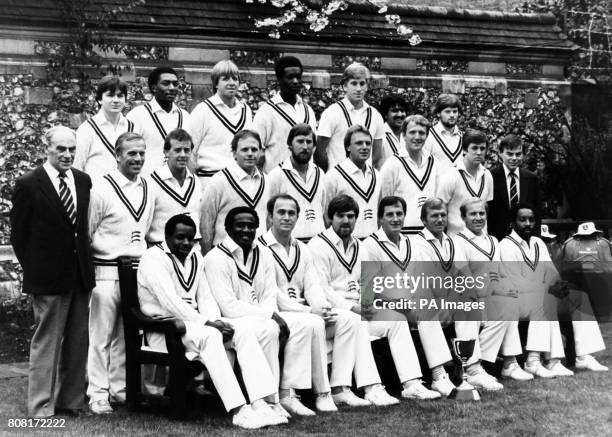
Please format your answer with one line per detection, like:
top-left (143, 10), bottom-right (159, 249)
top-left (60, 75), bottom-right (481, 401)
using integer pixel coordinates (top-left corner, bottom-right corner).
top-left (332, 389), bottom-right (371, 407)
top-left (524, 361), bottom-right (556, 378)
top-left (232, 405), bottom-right (268, 429)
top-left (576, 355), bottom-right (609, 372)
top-left (431, 374), bottom-right (456, 397)
top-left (89, 400), bottom-right (113, 415)
top-left (280, 396), bottom-right (316, 416)
top-left (466, 373), bottom-right (504, 391)
top-left (545, 361), bottom-right (574, 377)
top-left (401, 381), bottom-right (441, 400)
top-left (315, 393), bottom-right (338, 412)
top-left (268, 403), bottom-right (291, 421)
top-left (501, 363), bottom-right (534, 381)
top-left (364, 385), bottom-right (400, 407)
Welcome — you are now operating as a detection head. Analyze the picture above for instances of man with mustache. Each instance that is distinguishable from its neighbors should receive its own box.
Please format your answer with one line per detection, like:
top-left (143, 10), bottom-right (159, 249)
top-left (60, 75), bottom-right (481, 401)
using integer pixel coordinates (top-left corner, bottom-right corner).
top-left (204, 207), bottom-right (329, 421)
top-left (11, 126), bottom-right (95, 417)
top-left (268, 123), bottom-right (325, 243)
top-left (437, 129), bottom-right (494, 235)
top-left (86, 132), bottom-right (154, 413)
top-left (138, 214), bottom-right (283, 429)
top-left (323, 125), bottom-right (381, 240)
top-left (423, 94), bottom-right (463, 169)
top-left (199, 129), bottom-right (269, 255)
top-left (190, 60), bottom-right (253, 186)
top-left (378, 94), bottom-right (407, 166)
top-left (499, 204), bottom-right (573, 378)
top-left (308, 194), bottom-right (409, 406)
top-left (315, 63), bottom-right (385, 171)
top-left (146, 129), bottom-right (203, 246)
top-left (75, 76), bottom-right (134, 180)
top-left (253, 56), bottom-right (317, 173)
top-left (127, 67), bottom-right (192, 175)
top-left (380, 115), bottom-right (442, 236)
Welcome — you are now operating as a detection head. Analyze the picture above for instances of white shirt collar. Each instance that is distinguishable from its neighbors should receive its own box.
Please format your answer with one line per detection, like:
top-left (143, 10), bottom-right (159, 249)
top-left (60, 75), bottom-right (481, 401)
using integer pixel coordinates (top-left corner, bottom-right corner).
top-left (281, 157), bottom-right (317, 178)
top-left (209, 93), bottom-right (242, 109)
top-left (421, 227), bottom-right (450, 244)
top-left (43, 161), bottom-right (74, 182)
top-left (227, 161), bottom-right (262, 181)
top-left (403, 148), bottom-right (432, 167)
top-left (434, 122), bottom-right (461, 137)
top-left (374, 227), bottom-right (406, 249)
top-left (503, 163), bottom-right (519, 178)
top-left (456, 159), bottom-right (485, 179)
top-left (271, 92), bottom-right (304, 107)
top-left (261, 230), bottom-right (297, 249)
top-left (221, 235), bottom-right (256, 261)
top-left (341, 97), bottom-right (369, 112)
top-left (110, 169), bottom-right (143, 187)
top-left (92, 110), bottom-right (128, 127)
top-left (156, 163), bottom-right (194, 181)
top-left (340, 158), bottom-right (372, 176)
top-left (323, 226), bottom-right (358, 253)
top-left (148, 98), bottom-right (180, 114)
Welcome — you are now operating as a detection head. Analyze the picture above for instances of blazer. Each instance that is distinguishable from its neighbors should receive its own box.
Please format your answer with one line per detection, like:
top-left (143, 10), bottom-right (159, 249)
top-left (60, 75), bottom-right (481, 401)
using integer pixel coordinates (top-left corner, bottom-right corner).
top-left (10, 166), bottom-right (95, 295)
top-left (488, 166), bottom-right (541, 241)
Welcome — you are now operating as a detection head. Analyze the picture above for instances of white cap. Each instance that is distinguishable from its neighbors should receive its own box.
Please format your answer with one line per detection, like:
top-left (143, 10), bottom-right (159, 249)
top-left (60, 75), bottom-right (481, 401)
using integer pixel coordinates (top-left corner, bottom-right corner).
top-left (574, 222), bottom-right (602, 236)
top-left (540, 224), bottom-right (556, 239)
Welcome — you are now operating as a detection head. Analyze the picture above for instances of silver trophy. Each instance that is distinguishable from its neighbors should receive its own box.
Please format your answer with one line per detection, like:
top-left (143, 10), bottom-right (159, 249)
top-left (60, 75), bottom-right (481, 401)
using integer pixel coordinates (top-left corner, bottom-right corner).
top-left (449, 338), bottom-right (481, 401)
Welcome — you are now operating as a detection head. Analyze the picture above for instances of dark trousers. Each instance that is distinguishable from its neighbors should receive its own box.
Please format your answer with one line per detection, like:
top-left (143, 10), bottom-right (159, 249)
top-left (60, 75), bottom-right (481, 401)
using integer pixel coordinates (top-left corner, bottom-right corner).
top-left (27, 287), bottom-right (89, 417)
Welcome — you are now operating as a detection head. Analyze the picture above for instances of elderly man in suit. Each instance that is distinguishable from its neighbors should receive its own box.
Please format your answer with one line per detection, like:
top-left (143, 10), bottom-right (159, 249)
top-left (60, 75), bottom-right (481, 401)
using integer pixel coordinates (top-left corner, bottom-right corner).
top-left (10, 126), bottom-right (95, 417)
top-left (488, 134), bottom-right (541, 240)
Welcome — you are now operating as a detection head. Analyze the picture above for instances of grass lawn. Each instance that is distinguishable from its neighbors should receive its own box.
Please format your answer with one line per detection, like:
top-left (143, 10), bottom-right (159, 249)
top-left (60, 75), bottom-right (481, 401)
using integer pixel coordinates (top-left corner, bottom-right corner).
top-left (1, 323), bottom-right (611, 436)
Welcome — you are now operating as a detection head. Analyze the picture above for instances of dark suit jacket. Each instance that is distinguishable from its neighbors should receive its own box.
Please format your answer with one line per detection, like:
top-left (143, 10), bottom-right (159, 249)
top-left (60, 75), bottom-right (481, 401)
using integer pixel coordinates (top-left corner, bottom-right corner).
top-left (10, 166), bottom-right (95, 295)
top-left (488, 166), bottom-right (541, 240)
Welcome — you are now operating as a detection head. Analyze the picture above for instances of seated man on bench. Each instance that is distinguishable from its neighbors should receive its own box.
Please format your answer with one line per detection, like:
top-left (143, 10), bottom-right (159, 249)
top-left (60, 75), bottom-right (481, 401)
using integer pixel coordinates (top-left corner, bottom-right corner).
top-left (137, 214), bottom-right (284, 429)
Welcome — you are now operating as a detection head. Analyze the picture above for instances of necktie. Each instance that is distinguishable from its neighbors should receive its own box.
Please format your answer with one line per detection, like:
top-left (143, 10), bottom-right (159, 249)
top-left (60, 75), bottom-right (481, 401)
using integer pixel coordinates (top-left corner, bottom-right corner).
top-left (59, 172), bottom-right (76, 226)
top-left (509, 171), bottom-right (518, 208)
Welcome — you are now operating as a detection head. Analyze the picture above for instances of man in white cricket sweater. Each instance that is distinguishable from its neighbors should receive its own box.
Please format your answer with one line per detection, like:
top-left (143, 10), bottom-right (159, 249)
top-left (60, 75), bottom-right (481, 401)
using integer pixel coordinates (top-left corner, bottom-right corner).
top-left (323, 125), bottom-right (381, 240)
top-left (309, 195), bottom-right (421, 406)
top-left (126, 67), bottom-right (191, 175)
top-left (190, 60), bottom-right (253, 185)
top-left (87, 132), bottom-right (154, 414)
top-left (437, 129), bottom-right (494, 235)
top-left (137, 214), bottom-right (284, 429)
top-left (380, 115), bottom-right (441, 236)
top-left (423, 93), bottom-right (463, 170)
top-left (499, 203), bottom-right (573, 378)
top-left (361, 196), bottom-right (453, 397)
top-left (267, 123), bottom-right (326, 243)
top-left (146, 129), bottom-right (202, 245)
top-left (204, 207), bottom-right (329, 420)
top-left (260, 194), bottom-right (393, 409)
top-left (200, 130), bottom-right (269, 255)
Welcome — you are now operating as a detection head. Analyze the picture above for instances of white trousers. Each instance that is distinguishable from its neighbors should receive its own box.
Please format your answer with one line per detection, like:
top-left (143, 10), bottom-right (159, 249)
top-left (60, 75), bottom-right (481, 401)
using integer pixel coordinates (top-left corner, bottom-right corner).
top-left (416, 321), bottom-right (453, 368)
top-left (280, 312), bottom-right (330, 394)
top-left (324, 309), bottom-right (359, 388)
top-left (87, 280), bottom-right (126, 403)
top-left (367, 309), bottom-right (422, 383)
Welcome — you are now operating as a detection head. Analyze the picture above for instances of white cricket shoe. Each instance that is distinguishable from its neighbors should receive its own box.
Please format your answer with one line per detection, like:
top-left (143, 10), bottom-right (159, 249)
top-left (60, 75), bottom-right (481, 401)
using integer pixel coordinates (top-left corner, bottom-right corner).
top-left (467, 373), bottom-right (504, 391)
top-left (524, 361), bottom-right (556, 378)
top-left (545, 361), bottom-right (574, 377)
top-left (315, 393), bottom-right (338, 412)
top-left (401, 381), bottom-right (442, 400)
top-left (501, 363), bottom-right (534, 381)
top-left (332, 389), bottom-right (371, 407)
top-left (280, 396), bottom-right (316, 416)
top-left (576, 355), bottom-right (609, 372)
top-left (431, 373), bottom-right (456, 397)
top-left (364, 385), bottom-right (400, 406)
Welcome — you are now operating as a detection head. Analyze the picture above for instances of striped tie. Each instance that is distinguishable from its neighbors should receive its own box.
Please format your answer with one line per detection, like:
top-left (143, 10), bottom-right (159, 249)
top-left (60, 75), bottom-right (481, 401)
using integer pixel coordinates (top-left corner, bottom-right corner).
top-left (509, 171), bottom-right (518, 207)
top-left (59, 172), bottom-right (76, 226)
